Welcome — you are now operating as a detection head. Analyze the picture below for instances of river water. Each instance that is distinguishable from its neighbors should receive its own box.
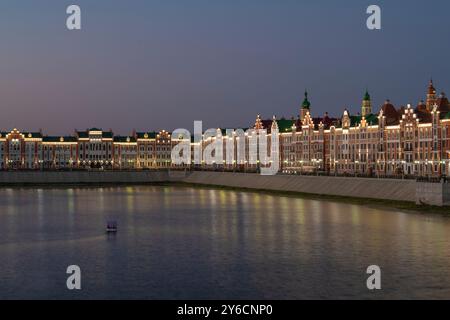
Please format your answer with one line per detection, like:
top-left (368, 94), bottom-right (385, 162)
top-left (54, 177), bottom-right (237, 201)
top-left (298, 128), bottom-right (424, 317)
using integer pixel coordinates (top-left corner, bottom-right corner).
top-left (0, 186), bottom-right (449, 299)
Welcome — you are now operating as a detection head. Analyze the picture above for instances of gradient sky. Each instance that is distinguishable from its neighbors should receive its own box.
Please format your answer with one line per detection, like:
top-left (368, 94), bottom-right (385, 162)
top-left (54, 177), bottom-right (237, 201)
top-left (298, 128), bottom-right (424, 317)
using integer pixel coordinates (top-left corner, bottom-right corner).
top-left (1, 0), bottom-right (450, 134)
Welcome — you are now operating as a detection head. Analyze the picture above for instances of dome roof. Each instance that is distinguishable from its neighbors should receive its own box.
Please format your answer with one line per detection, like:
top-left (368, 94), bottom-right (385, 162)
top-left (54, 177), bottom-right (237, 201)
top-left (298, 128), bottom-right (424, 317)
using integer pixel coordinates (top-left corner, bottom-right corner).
top-left (301, 91), bottom-right (311, 109)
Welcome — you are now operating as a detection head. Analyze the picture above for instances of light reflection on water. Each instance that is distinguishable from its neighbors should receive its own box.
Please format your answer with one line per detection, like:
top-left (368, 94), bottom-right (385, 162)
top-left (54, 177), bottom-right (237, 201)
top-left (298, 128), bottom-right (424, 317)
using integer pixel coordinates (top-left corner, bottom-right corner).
top-left (0, 186), bottom-right (449, 299)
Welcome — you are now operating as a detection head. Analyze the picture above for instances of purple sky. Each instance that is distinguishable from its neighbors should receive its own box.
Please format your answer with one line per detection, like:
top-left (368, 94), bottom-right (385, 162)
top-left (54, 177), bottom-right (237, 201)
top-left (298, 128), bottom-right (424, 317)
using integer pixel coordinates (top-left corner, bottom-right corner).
top-left (1, 0), bottom-right (450, 134)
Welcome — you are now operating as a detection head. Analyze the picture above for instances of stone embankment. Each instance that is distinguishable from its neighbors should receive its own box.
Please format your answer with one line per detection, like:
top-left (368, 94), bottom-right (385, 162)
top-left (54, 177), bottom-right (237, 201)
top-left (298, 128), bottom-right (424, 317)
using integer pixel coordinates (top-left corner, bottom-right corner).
top-left (1, 170), bottom-right (448, 206)
top-left (184, 172), bottom-right (417, 202)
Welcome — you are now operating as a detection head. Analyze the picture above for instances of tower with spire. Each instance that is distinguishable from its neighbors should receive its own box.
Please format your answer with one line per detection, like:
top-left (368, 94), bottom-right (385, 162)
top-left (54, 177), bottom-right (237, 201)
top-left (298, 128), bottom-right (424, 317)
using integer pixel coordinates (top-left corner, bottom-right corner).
top-left (300, 90), bottom-right (311, 121)
top-left (426, 79), bottom-right (437, 111)
top-left (361, 89), bottom-right (372, 117)
top-left (271, 115), bottom-right (279, 131)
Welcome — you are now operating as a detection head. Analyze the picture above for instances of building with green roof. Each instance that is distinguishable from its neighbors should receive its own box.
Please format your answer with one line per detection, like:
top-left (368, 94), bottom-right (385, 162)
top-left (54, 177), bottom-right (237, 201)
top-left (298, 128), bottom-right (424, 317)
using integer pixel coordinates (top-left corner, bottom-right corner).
top-left (361, 90), bottom-right (372, 117)
top-left (300, 90), bottom-right (311, 121)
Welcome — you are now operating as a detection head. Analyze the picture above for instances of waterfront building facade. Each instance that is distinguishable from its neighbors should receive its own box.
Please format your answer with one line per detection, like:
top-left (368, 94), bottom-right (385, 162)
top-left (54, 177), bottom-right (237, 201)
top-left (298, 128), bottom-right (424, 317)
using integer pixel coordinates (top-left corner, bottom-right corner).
top-left (1, 81), bottom-right (449, 177)
top-left (135, 131), bottom-right (157, 168)
top-left (42, 136), bottom-right (77, 169)
top-left (113, 136), bottom-right (137, 169)
top-left (274, 80), bottom-right (450, 177)
top-left (0, 129), bottom-right (43, 170)
top-left (76, 128), bottom-right (114, 169)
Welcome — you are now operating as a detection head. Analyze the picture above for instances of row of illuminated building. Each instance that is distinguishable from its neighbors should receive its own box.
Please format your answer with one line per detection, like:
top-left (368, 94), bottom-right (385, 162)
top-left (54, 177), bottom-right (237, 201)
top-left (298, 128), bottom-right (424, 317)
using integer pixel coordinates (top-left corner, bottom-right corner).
top-left (0, 128), bottom-right (175, 170)
top-left (201, 82), bottom-right (450, 177)
top-left (1, 107), bottom-right (450, 177)
top-left (2, 81), bottom-right (450, 177)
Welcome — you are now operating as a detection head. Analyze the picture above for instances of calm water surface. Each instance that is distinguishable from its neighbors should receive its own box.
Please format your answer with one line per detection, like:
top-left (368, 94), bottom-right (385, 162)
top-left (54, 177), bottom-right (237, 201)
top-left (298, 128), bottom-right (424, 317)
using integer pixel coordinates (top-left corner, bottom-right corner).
top-left (0, 186), bottom-right (449, 299)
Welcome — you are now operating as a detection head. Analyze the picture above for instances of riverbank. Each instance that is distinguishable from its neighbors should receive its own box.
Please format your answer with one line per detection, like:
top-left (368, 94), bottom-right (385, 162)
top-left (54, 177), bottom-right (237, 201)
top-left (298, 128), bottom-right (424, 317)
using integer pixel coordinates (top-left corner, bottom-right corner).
top-left (2, 180), bottom-right (447, 214)
top-left (184, 171), bottom-right (417, 202)
top-left (1, 170), bottom-right (449, 213)
top-left (174, 181), bottom-right (450, 215)
top-left (182, 171), bottom-right (450, 213)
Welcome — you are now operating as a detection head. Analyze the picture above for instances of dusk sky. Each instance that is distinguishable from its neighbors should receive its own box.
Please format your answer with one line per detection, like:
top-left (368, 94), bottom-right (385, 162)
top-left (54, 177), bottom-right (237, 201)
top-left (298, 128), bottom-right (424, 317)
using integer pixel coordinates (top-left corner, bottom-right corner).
top-left (1, 0), bottom-right (450, 134)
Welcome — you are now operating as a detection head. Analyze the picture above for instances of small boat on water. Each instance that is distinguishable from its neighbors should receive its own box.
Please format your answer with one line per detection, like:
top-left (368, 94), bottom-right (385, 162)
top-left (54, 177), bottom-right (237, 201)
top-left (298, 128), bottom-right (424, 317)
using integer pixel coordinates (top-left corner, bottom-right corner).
top-left (106, 221), bottom-right (118, 233)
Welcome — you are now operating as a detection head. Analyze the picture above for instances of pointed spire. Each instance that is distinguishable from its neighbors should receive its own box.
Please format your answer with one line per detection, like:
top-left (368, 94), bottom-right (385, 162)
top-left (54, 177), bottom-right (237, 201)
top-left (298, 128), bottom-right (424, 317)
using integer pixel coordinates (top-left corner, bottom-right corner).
top-left (363, 89), bottom-right (371, 101)
top-left (301, 90), bottom-right (311, 109)
top-left (426, 78), bottom-right (437, 111)
top-left (342, 109), bottom-right (350, 128)
top-left (428, 78), bottom-right (436, 95)
top-left (271, 115), bottom-right (278, 130)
